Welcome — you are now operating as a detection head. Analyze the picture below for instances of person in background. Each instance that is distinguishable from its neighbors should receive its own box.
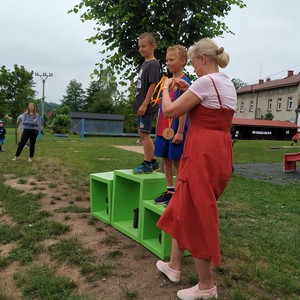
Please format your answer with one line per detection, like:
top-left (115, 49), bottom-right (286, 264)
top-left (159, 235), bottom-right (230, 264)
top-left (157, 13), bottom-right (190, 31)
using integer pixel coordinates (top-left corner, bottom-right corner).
top-left (154, 45), bottom-right (191, 206)
top-left (156, 38), bottom-right (237, 300)
top-left (0, 120), bottom-right (6, 152)
top-left (12, 102), bottom-right (41, 162)
top-left (291, 131), bottom-right (300, 147)
top-left (17, 112), bottom-right (30, 149)
top-left (132, 32), bottom-right (161, 174)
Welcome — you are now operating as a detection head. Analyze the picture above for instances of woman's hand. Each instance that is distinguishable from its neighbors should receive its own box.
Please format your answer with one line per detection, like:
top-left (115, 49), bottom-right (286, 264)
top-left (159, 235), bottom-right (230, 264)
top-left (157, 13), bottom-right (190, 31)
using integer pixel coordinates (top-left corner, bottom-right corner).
top-left (163, 78), bottom-right (174, 90)
top-left (174, 79), bottom-right (190, 91)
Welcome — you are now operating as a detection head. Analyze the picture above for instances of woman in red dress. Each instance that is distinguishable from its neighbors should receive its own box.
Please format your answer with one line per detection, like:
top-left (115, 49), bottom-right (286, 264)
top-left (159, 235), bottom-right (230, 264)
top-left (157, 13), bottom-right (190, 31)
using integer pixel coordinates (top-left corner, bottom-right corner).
top-left (156, 38), bottom-right (237, 300)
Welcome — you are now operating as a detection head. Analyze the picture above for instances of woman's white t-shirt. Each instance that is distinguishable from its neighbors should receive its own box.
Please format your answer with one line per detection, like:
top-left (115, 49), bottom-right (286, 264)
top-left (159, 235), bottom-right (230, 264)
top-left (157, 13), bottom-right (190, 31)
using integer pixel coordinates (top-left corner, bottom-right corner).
top-left (189, 72), bottom-right (237, 110)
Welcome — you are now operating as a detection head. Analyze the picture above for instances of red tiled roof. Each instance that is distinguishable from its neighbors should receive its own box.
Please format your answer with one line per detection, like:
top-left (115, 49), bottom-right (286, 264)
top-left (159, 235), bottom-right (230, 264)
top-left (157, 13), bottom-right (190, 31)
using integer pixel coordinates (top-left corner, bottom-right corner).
top-left (232, 118), bottom-right (299, 129)
top-left (237, 73), bottom-right (300, 94)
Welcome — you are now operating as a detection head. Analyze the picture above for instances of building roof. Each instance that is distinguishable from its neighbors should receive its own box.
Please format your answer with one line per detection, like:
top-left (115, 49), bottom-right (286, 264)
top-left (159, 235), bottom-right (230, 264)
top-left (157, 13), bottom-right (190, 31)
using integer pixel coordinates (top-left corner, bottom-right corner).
top-left (232, 118), bottom-right (299, 129)
top-left (237, 72), bottom-right (300, 94)
top-left (70, 112), bottom-right (124, 121)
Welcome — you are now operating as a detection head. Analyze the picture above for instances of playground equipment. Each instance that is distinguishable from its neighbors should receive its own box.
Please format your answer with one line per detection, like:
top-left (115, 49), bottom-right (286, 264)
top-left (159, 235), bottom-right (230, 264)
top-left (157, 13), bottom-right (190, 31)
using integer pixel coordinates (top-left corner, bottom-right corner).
top-left (283, 152), bottom-right (300, 172)
top-left (90, 170), bottom-right (188, 259)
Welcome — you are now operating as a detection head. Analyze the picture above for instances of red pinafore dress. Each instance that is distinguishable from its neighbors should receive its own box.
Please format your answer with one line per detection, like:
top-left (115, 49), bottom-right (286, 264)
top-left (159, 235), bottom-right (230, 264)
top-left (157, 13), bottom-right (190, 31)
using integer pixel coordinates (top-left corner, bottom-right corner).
top-left (157, 77), bottom-right (234, 266)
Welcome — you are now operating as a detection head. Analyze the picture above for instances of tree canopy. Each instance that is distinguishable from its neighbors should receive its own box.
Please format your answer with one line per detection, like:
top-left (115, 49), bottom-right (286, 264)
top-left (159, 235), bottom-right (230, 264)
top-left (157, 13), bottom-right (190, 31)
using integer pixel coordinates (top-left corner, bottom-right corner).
top-left (61, 79), bottom-right (86, 112)
top-left (232, 78), bottom-right (247, 90)
top-left (0, 65), bottom-right (36, 120)
top-left (85, 68), bottom-right (118, 113)
top-left (69, 0), bottom-right (245, 77)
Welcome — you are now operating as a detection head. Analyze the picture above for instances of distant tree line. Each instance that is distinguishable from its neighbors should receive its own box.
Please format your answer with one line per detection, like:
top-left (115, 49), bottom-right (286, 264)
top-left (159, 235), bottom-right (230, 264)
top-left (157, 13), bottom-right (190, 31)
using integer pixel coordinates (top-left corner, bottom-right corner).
top-left (0, 65), bottom-right (137, 133)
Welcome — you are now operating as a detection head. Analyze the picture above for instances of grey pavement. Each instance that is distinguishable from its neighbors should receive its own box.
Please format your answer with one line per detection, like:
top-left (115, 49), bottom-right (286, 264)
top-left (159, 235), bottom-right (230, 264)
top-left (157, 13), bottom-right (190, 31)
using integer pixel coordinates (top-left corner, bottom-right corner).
top-left (233, 163), bottom-right (300, 185)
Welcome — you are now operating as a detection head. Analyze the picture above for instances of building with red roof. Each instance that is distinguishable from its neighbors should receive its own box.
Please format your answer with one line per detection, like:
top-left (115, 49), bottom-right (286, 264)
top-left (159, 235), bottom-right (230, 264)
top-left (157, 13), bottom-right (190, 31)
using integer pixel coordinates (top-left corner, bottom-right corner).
top-left (233, 70), bottom-right (300, 140)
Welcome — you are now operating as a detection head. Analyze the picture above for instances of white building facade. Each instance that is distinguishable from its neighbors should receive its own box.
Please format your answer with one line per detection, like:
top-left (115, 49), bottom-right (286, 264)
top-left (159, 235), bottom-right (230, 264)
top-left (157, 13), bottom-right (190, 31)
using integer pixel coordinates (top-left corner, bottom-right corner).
top-left (235, 70), bottom-right (300, 127)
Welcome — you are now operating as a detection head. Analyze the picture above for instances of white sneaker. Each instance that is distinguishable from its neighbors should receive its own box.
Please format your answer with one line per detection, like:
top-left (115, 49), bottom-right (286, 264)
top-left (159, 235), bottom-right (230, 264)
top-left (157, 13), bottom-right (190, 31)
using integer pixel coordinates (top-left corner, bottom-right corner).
top-left (156, 260), bottom-right (181, 282)
top-left (28, 158), bottom-right (32, 162)
top-left (12, 157), bottom-right (17, 161)
top-left (177, 285), bottom-right (218, 300)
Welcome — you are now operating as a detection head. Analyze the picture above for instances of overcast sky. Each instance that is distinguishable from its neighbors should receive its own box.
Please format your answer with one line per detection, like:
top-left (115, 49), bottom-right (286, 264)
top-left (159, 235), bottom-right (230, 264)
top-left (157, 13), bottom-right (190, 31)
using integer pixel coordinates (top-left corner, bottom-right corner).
top-left (1, 0), bottom-right (299, 105)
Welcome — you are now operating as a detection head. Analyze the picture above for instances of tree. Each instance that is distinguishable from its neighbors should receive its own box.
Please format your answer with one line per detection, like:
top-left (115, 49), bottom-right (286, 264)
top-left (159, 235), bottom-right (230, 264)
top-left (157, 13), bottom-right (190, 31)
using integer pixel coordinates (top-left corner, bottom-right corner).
top-left (113, 91), bottom-right (136, 133)
top-left (232, 78), bottom-right (247, 90)
top-left (263, 112), bottom-right (274, 120)
top-left (86, 68), bottom-right (118, 113)
top-left (0, 65), bottom-right (36, 143)
top-left (0, 65), bottom-right (36, 119)
top-left (50, 114), bottom-right (71, 134)
top-left (48, 104), bottom-right (71, 134)
top-left (69, 0), bottom-right (245, 78)
top-left (61, 79), bottom-right (86, 112)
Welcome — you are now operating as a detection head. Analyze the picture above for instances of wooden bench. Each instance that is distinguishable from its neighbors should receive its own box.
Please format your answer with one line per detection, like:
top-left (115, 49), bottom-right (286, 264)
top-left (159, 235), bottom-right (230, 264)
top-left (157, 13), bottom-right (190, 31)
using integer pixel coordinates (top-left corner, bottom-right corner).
top-left (283, 152), bottom-right (300, 172)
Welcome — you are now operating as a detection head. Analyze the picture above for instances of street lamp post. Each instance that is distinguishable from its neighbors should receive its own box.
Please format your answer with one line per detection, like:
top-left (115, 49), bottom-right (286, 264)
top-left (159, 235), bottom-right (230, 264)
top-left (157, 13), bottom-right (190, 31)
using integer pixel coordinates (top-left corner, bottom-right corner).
top-left (35, 72), bottom-right (53, 126)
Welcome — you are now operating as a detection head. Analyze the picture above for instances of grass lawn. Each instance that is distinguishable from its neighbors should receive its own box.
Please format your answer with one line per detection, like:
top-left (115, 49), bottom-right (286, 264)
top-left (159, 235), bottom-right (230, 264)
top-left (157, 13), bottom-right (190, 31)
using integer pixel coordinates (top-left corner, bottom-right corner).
top-left (0, 128), bottom-right (299, 299)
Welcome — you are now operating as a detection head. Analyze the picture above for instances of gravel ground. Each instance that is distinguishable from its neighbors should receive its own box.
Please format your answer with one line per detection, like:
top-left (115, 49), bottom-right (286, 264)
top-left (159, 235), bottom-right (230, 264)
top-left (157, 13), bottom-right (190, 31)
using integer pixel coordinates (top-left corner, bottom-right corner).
top-left (233, 162), bottom-right (300, 185)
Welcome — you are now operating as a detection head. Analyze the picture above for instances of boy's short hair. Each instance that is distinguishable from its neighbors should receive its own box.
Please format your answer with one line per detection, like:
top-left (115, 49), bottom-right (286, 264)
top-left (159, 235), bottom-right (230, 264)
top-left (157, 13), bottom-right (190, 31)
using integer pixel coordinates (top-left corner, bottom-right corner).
top-left (167, 45), bottom-right (188, 66)
top-left (139, 32), bottom-right (156, 46)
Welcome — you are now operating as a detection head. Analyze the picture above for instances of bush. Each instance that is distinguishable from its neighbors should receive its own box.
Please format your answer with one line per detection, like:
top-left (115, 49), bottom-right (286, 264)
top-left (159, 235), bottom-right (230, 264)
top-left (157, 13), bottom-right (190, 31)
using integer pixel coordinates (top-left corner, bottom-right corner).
top-left (50, 114), bottom-right (71, 134)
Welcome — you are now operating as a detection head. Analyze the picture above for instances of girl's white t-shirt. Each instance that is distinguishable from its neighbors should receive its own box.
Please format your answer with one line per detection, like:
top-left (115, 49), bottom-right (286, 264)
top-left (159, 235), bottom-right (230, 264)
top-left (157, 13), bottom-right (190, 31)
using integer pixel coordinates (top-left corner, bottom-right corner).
top-left (189, 72), bottom-right (237, 110)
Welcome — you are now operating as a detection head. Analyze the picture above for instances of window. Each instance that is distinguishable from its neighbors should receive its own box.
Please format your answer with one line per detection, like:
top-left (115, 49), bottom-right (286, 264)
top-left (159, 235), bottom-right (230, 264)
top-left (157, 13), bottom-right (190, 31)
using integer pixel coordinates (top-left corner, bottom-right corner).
top-left (288, 87), bottom-right (295, 93)
top-left (287, 97), bottom-right (293, 110)
top-left (249, 101), bottom-right (254, 112)
top-left (240, 101), bottom-right (244, 112)
top-left (267, 99), bottom-right (272, 111)
top-left (277, 98), bottom-right (282, 111)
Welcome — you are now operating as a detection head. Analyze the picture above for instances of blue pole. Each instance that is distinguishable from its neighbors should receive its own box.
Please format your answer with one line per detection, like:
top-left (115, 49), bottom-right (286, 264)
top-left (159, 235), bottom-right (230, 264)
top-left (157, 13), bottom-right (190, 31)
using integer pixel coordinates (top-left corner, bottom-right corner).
top-left (81, 118), bottom-right (84, 141)
top-left (38, 115), bottom-right (43, 140)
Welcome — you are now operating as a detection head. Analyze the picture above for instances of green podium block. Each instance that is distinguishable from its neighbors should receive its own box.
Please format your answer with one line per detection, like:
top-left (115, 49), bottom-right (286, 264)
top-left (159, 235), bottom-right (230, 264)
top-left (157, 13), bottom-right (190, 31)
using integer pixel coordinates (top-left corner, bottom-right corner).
top-left (140, 200), bottom-right (172, 259)
top-left (90, 171), bottom-right (114, 224)
top-left (111, 170), bottom-right (166, 242)
top-left (141, 200), bottom-right (190, 259)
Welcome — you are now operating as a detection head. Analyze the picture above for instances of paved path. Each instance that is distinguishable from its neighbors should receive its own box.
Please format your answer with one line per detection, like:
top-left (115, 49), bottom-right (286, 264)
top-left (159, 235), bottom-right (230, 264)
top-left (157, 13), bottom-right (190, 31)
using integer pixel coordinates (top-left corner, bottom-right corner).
top-left (233, 163), bottom-right (300, 185)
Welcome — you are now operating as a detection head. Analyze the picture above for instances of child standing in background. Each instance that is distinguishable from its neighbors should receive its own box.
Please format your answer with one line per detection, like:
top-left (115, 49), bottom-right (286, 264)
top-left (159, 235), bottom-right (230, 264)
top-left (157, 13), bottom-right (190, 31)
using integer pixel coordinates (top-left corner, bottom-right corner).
top-left (291, 131), bottom-right (300, 147)
top-left (154, 45), bottom-right (191, 206)
top-left (0, 120), bottom-right (6, 152)
top-left (132, 32), bottom-right (161, 174)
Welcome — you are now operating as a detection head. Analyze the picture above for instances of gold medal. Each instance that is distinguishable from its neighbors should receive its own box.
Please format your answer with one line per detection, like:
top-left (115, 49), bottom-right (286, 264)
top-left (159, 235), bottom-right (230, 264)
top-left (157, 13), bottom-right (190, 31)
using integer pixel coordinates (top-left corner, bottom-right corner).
top-left (162, 127), bottom-right (175, 140)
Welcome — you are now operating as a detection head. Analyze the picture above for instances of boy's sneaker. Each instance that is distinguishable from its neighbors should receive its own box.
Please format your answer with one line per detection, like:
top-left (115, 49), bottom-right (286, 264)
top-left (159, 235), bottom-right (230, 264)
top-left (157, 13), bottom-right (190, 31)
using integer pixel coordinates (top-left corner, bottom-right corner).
top-left (164, 198), bottom-right (172, 207)
top-left (133, 162), bottom-right (153, 174)
top-left (154, 190), bottom-right (174, 205)
top-left (152, 161), bottom-right (160, 171)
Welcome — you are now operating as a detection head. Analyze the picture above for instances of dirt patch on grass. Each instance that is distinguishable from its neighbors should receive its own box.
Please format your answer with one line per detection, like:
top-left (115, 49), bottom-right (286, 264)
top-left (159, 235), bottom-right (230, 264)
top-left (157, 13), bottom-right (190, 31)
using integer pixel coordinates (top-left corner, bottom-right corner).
top-left (115, 145), bottom-right (144, 154)
top-left (1, 169), bottom-right (203, 300)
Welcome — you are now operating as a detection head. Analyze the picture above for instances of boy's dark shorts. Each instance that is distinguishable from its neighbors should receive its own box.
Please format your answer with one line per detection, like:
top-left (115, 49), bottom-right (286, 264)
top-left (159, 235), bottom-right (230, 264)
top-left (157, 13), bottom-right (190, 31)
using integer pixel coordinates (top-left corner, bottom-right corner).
top-left (154, 135), bottom-right (185, 160)
top-left (137, 113), bottom-right (156, 133)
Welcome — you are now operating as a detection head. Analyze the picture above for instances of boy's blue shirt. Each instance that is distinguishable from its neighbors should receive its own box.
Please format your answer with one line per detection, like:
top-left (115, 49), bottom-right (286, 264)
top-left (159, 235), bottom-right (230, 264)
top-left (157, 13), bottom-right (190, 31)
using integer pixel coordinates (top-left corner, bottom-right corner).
top-left (0, 127), bottom-right (6, 138)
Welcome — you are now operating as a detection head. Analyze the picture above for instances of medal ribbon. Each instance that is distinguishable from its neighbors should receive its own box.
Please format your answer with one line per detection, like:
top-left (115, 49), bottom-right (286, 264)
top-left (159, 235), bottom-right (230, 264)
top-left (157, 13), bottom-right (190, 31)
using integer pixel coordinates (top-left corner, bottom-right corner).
top-left (150, 76), bottom-right (175, 106)
top-left (167, 117), bottom-right (172, 129)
